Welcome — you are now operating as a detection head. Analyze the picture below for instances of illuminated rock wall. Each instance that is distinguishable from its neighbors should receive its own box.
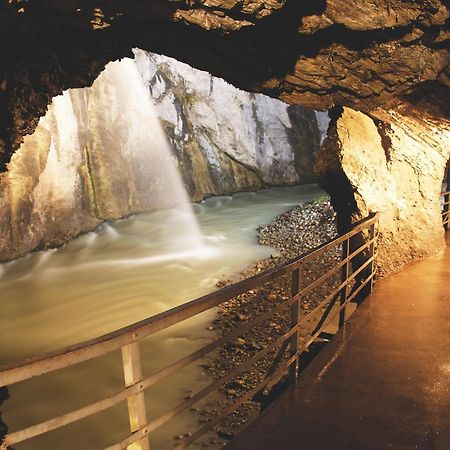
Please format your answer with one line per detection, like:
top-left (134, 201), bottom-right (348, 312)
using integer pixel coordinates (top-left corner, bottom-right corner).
top-left (136, 50), bottom-right (324, 201)
top-left (317, 108), bottom-right (450, 276)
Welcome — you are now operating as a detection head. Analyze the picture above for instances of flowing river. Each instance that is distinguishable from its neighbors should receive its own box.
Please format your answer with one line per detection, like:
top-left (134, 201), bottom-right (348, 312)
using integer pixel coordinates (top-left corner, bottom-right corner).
top-left (1, 184), bottom-right (325, 450)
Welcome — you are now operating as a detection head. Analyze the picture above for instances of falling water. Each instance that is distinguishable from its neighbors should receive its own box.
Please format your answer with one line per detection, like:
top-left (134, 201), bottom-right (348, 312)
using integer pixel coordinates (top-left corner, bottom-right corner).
top-left (77, 56), bottom-right (204, 251)
top-left (26, 56), bottom-right (204, 255)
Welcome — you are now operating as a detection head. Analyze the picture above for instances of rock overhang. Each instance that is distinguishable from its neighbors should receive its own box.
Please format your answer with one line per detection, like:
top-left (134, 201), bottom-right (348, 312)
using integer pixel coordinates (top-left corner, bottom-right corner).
top-left (0, 0), bottom-right (449, 168)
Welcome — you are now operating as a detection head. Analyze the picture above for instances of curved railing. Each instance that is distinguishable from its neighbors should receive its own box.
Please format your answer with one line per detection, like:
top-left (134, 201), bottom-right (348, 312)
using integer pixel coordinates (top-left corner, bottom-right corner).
top-left (0, 212), bottom-right (379, 450)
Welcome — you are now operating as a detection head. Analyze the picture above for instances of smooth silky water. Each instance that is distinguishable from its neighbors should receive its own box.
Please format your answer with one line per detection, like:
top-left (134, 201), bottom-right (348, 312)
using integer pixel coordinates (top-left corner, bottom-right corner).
top-left (1, 185), bottom-right (325, 449)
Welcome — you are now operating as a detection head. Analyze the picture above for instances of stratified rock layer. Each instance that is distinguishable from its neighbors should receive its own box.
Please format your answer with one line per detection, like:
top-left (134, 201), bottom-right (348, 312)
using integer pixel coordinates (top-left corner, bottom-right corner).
top-left (317, 107), bottom-right (450, 275)
top-left (0, 1), bottom-right (448, 167)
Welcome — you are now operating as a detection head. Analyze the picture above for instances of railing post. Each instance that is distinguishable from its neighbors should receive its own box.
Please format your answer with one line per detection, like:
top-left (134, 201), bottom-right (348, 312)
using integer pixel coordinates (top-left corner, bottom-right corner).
top-left (444, 192), bottom-right (449, 232)
top-left (289, 266), bottom-right (301, 384)
top-left (368, 222), bottom-right (376, 293)
top-left (121, 342), bottom-right (150, 450)
top-left (339, 238), bottom-right (350, 329)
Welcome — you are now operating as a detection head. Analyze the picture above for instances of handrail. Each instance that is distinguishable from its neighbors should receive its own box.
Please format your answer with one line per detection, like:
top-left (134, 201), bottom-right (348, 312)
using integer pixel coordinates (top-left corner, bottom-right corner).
top-left (442, 191), bottom-right (449, 230)
top-left (0, 212), bottom-right (379, 386)
top-left (1, 212), bottom-right (379, 450)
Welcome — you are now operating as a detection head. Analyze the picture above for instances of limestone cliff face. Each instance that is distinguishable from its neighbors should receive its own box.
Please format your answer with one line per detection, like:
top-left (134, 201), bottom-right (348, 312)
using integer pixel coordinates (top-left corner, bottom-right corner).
top-left (135, 50), bottom-right (322, 201)
top-left (317, 107), bottom-right (450, 276)
top-left (0, 55), bottom-right (322, 262)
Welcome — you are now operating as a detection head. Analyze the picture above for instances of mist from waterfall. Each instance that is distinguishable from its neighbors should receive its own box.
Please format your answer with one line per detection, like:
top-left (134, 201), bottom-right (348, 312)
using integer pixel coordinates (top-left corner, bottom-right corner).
top-left (88, 56), bottom-right (204, 250)
top-left (23, 55), bottom-right (204, 255)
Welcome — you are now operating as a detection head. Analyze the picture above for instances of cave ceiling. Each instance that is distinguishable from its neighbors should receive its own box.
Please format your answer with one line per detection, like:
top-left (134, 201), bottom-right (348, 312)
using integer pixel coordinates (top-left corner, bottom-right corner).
top-left (0, 0), bottom-right (449, 169)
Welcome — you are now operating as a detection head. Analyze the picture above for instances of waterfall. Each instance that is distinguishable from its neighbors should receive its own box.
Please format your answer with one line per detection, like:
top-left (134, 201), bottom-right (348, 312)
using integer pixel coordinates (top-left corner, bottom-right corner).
top-left (13, 56), bottom-right (204, 254)
top-left (80, 56), bottom-right (205, 251)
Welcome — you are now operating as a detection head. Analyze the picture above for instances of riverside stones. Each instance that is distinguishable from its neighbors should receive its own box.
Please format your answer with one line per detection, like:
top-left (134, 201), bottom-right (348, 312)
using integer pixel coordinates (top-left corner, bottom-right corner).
top-left (202, 199), bottom-right (339, 443)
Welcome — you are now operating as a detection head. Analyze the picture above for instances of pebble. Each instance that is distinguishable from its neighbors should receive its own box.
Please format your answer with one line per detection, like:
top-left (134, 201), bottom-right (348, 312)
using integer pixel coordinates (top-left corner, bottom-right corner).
top-left (231, 337), bottom-right (246, 347)
top-left (234, 313), bottom-right (247, 322)
top-left (203, 200), bottom-right (339, 441)
top-left (218, 431), bottom-right (234, 440)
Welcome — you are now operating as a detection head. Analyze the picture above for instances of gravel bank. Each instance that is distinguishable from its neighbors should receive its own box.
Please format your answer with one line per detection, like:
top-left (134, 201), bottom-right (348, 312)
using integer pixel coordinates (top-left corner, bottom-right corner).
top-left (188, 199), bottom-right (340, 448)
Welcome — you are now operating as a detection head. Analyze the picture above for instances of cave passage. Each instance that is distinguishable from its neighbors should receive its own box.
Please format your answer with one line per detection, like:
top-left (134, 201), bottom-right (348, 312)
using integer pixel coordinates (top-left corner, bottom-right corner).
top-left (0, 2), bottom-right (449, 449)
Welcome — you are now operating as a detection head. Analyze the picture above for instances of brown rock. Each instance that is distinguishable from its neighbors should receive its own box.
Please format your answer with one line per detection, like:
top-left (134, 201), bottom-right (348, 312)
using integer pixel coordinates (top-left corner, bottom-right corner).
top-left (0, 0), bottom-right (448, 170)
top-left (317, 107), bottom-right (449, 277)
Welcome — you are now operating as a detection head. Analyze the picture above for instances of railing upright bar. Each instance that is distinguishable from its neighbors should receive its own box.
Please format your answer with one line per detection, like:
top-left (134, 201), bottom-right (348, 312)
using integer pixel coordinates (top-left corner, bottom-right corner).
top-left (444, 192), bottom-right (449, 231)
top-left (121, 342), bottom-right (150, 450)
top-left (289, 266), bottom-right (301, 384)
top-left (339, 238), bottom-right (350, 329)
top-left (368, 221), bottom-right (376, 293)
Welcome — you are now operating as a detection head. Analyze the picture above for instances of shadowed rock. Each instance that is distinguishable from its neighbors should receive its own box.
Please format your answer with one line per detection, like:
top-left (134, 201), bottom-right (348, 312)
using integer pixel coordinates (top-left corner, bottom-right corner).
top-left (0, 0), bottom-right (448, 167)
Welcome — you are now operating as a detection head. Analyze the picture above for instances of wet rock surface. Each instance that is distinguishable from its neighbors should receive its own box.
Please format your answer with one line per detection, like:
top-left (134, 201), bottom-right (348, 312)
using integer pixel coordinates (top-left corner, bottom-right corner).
top-left (188, 199), bottom-right (340, 447)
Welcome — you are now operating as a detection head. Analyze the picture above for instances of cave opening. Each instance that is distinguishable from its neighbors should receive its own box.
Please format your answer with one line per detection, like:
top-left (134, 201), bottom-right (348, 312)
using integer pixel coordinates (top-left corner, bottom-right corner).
top-left (0, 49), bottom-right (336, 450)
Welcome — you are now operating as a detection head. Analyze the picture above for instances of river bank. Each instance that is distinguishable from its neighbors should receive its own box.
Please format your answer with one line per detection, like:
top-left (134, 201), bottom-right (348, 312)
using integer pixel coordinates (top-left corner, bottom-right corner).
top-left (1, 186), bottom-right (327, 450)
top-left (194, 199), bottom-right (339, 447)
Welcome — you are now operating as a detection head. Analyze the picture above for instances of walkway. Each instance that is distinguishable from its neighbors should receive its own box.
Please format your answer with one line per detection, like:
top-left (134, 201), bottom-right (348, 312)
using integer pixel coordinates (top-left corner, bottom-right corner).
top-left (226, 243), bottom-right (450, 450)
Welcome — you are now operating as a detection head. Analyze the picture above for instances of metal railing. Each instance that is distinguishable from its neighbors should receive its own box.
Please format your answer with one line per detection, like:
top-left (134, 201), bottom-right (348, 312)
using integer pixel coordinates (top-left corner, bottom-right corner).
top-left (0, 212), bottom-right (379, 450)
top-left (442, 191), bottom-right (450, 230)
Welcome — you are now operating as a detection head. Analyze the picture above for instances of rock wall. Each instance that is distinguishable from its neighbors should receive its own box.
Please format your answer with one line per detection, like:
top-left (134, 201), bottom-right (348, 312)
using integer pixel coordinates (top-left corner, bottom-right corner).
top-left (0, 0), bottom-right (447, 278)
top-left (0, 54), bottom-right (323, 262)
top-left (317, 107), bottom-right (450, 277)
top-left (135, 50), bottom-right (322, 201)
top-left (0, 91), bottom-right (101, 260)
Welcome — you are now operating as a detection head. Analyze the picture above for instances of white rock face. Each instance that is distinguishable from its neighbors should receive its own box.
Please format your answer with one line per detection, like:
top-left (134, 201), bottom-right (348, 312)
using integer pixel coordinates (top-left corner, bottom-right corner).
top-left (0, 52), bottom-right (323, 261)
top-left (134, 50), bottom-right (323, 200)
